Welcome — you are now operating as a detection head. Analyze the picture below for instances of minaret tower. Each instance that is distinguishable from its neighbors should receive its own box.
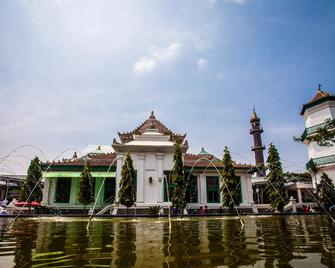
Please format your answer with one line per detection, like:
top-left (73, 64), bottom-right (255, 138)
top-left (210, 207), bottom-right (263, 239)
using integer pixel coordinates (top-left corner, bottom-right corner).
top-left (250, 108), bottom-right (266, 176)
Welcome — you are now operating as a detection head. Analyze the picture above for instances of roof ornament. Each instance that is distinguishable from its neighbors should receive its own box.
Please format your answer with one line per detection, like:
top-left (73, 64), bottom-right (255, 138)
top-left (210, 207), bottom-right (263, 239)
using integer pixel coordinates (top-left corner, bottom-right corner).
top-left (150, 110), bottom-right (155, 119)
top-left (251, 106), bottom-right (260, 122)
top-left (318, 83), bottom-right (321, 91)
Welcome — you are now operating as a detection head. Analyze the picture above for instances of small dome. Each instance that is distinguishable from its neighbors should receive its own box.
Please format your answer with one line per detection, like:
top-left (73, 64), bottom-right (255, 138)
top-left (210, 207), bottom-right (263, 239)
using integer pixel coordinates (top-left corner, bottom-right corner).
top-left (198, 147), bottom-right (210, 155)
top-left (250, 108), bottom-right (260, 123)
top-left (90, 146), bottom-right (104, 154)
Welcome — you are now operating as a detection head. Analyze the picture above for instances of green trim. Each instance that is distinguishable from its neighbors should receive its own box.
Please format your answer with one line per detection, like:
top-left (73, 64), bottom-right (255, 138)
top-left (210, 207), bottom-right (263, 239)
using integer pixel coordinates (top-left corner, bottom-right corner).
top-left (306, 154), bottom-right (335, 169)
top-left (42, 165), bottom-right (116, 172)
top-left (300, 122), bottom-right (328, 141)
top-left (43, 172), bottom-right (116, 178)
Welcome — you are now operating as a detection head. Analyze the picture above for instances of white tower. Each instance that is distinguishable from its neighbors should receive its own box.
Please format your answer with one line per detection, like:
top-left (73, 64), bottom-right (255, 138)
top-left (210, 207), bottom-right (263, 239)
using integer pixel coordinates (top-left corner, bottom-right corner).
top-left (300, 85), bottom-right (335, 185)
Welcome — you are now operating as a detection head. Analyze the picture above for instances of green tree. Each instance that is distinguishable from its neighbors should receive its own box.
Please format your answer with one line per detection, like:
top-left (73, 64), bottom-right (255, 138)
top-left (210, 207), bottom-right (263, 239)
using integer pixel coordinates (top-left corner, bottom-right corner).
top-left (21, 157), bottom-right (43, 202)
top-left (118, 152), bottom-right (136, 213)
top-left (317, 173), bottom-right (335, 210)
top-left (220, 146), bottom-right (241, 213)
top-left (265, 143), bottom-right (287, 212)
top-left (77, 161), bottom-right (95, 213)
top-left (171, 141), bottom-right (186, 213)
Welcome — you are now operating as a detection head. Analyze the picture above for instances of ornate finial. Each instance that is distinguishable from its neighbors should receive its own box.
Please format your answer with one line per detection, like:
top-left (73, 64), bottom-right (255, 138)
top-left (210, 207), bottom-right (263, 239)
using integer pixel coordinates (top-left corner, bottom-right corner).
top-left (251, 107), bottom-right (260, 122)
top-left (97, 145), bottom-right (101, 150)
top-left (72, 152), bottom-right (77, 159)
top-left (318, 83), bottom-right (322, 91)
top-left (253, 105), bottom-right (256, 112)
top-left (150, 110), bottom-right (155, 119)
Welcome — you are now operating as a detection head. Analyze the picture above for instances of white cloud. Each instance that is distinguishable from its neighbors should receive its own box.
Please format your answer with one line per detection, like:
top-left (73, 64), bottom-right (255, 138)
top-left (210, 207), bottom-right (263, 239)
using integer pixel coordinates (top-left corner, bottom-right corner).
top-left (133, 57), bottom-right (156, 74)
top-left (197, 58), bottom-right (208, 70)
top-left (134, 43), bottom-right (181, 75)
top-left (227, 0), bottom-right (247, 5)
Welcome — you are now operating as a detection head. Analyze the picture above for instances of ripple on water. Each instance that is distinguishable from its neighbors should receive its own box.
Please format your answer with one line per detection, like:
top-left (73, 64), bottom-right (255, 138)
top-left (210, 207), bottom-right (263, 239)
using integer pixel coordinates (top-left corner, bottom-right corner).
top-left (0, 215), bottom-right (334, 267)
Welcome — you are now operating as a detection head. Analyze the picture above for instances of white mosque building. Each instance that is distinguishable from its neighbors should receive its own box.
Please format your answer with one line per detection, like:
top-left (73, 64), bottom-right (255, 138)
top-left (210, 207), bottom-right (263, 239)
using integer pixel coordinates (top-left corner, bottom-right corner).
top-left (42, 112), bottom-right (255, 213)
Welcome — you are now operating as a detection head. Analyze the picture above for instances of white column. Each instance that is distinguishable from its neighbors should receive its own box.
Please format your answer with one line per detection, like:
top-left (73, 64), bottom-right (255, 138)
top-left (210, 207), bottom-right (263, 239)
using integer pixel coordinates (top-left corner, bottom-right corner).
top-left (137, 153), bottom-right (145, 203)
top-left (156, 153), bottom-right (164, 203)
top-left (42, 178), bottom-right (50, 205)
top-left (245, 175), bottom-right (254, 206)
top-left (200, 174), bottom-right (206, 204)
top-left (297, 188), bottom-right (302, 204)
top-left (115, 154), bottom-right (124, 203)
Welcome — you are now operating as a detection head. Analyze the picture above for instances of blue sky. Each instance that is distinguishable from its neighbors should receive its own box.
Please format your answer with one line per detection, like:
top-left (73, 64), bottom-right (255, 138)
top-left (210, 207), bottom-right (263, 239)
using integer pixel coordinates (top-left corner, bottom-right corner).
top-left (0, 0), bottom-right (334, 174)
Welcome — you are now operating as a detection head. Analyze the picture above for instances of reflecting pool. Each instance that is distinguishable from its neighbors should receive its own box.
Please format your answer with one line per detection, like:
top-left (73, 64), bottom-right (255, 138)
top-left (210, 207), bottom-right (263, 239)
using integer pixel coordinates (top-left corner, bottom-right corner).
top-left (0, 215), bottom-right (334, 267)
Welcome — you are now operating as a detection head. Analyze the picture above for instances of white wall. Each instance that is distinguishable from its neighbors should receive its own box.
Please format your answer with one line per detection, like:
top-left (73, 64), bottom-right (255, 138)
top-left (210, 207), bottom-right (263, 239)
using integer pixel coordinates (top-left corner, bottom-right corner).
top-left (304, 101), bottom-right (335, 128)
top-left (307, 142), bottom-right (335, 159)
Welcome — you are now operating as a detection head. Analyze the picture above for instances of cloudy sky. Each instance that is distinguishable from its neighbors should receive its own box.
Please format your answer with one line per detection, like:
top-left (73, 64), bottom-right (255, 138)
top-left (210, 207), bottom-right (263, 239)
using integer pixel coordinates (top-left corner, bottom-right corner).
top-left (1, 0), bottom-right (335, 174)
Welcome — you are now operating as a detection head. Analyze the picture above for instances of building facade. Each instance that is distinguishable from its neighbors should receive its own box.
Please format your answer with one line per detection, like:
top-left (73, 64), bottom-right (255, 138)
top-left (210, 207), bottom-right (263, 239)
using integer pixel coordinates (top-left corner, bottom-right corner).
top-left (42, 112), bottom-right (255, 212)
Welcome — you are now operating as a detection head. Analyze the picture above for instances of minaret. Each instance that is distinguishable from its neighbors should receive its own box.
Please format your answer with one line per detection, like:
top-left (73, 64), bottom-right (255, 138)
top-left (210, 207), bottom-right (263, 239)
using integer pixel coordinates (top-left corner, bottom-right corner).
top-left (250, 108), bottom-right (265, 176)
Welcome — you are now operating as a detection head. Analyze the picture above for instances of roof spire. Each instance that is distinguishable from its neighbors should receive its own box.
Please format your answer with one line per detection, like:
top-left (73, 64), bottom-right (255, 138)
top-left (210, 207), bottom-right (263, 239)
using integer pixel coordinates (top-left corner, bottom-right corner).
top-left (150, 110), bottom-right (155, 119)
top-left (318, 83), bottom-right (322, 91)
top-left (251, 106), bottom-right (260, 123)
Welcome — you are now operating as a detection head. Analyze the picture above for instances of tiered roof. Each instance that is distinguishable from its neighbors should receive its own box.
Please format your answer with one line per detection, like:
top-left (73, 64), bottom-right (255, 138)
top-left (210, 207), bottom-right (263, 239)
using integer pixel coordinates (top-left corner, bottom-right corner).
top-left (300, 87), bottom-right (335, 115)
top-left (184, 153), bottom-right (254, 170)
top-left (117, 111), bottom-right (186, 144)
top-left (44, 151), bottom-right (117, 167)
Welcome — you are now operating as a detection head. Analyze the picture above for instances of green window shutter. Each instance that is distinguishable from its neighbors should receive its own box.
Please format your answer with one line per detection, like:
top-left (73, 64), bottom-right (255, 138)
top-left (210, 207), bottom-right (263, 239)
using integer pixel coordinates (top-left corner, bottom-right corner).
top-left (206, 176), bottom-right (220, 203)
top-left (55, 177), bottom-right (72, 203)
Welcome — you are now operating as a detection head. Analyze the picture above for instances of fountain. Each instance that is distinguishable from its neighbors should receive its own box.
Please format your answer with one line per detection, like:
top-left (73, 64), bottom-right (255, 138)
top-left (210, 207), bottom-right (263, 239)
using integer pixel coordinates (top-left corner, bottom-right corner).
top-left (9, 147), bottom-right (84, 229)
top-left (86, 155), bottom-right (121, 230)
top-left (163, 174), bottom-right (172, 231)
top-left (183, 156), bottom-right (245, 228)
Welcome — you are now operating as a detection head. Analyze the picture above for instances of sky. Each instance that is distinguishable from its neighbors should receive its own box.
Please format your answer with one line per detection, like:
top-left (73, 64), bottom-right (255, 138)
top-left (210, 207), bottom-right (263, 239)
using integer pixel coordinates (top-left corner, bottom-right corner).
top-left (0, 0), bottom-right (335, 174)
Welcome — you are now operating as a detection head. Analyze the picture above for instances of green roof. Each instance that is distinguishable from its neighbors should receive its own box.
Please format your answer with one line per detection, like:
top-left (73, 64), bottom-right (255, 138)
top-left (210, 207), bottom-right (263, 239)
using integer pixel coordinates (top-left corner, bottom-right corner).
top-left (306, 154), bottom-right (335, 169)
top-left (198, 147), bottom-right (210, 155)
top-left (300, 121), bottom-right (328, 141)
top-left (90, 146), bottom-right (104, 154)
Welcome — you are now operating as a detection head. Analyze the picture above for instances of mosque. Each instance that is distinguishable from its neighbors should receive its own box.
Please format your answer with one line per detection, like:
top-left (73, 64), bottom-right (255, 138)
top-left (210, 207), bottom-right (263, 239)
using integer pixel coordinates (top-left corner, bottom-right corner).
top-left (41, 111), bottom-right (258, 213)
top-left (41, 87), bottom-right (334, 214)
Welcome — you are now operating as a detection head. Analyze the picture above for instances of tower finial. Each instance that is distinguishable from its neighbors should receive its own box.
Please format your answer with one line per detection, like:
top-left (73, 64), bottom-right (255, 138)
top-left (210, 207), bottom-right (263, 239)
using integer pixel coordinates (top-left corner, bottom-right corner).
top-left (150, 110), bottom-right (155, 119)
top-left (318, 83), bottom-right (322, 91)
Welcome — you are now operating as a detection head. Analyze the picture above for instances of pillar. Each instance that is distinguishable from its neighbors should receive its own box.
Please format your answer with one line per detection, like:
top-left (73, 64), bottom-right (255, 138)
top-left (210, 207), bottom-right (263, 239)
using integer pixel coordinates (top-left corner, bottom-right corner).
top-left (42, 178), bottom-right (50, 205)
top-left (156, 153), bottom-right (164, 203)
top-left (115, 154), bottom-right (124, 203)
top-left (297, 188), bottom-right (302, 204)
top-left (200, 174), bottom-right (206, 204)
top-left (137, 153), bottom-right (145, 203)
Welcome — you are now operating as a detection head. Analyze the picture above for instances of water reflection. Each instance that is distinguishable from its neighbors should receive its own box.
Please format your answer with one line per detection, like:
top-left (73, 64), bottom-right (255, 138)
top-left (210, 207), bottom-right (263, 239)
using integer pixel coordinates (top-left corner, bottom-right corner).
top-left (0, 216), bottom-right (334, 267)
